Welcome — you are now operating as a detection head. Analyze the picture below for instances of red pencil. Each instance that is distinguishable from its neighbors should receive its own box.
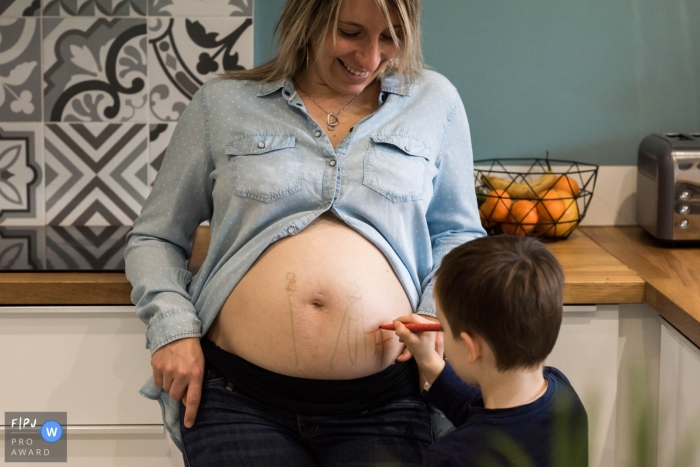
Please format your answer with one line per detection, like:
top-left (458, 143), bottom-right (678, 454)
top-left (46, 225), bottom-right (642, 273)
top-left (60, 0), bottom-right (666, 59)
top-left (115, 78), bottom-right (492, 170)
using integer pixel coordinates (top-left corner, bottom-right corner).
top-left (380, 323), bottom-right (443, 332)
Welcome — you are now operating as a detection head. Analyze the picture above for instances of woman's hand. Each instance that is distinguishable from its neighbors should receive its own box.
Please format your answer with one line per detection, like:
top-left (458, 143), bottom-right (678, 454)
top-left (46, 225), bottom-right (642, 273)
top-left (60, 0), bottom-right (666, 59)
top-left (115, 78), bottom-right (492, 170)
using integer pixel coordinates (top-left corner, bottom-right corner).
top-left (393, 314), bottom-right (445, 386)
top-left (151, 337), bottom-right (205, 428)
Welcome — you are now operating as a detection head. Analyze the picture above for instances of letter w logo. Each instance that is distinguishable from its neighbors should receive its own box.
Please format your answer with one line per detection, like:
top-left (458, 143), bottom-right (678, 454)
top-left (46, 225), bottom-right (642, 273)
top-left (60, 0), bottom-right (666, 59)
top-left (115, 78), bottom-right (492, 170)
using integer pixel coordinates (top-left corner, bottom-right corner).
top-left (46, 427), bottom-right (58, 437)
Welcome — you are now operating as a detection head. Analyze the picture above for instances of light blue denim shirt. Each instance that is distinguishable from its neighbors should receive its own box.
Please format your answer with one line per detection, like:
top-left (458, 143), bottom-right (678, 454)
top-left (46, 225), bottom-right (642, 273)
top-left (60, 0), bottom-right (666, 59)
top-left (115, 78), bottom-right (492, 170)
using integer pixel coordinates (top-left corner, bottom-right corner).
top-left (125, 69), bottom-right (485, 450)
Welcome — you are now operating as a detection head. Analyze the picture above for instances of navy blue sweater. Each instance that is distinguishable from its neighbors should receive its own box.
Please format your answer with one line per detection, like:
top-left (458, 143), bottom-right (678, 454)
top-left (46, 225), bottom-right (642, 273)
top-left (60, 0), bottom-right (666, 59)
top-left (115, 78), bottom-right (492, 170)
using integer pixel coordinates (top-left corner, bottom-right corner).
top-left (424, 364), bottom-right (588, 467)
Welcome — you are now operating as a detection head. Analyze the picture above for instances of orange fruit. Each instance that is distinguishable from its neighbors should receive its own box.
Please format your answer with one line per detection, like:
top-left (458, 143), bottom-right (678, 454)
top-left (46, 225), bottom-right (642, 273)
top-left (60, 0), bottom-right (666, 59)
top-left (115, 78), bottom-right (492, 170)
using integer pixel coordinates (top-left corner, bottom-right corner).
top-left (536, 189), bottom-right (567, 222)
top-left (502, 200), bottom-right (538, 235)
top-left (479, 189), bottom-right (511, 223)
top-left (479, 208), bottom-right (495, 228)
top-left (535, 189), bottom-right (580, 237)
top-left (551, 175), bottom-right (580, 196)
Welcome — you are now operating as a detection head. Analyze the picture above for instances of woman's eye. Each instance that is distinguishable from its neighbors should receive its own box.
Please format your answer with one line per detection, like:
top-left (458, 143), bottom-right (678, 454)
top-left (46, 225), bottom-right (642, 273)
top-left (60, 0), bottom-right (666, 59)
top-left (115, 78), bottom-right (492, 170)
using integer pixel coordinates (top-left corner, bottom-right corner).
top-left (339, 30), bottom-right (359, 38)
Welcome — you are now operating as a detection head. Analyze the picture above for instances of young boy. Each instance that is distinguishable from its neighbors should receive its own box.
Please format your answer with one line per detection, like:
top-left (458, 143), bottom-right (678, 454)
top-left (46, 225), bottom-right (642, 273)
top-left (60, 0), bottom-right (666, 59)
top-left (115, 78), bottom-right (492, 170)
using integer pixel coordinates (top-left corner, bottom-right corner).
top-left (394, 235), bottom-right (588, 467)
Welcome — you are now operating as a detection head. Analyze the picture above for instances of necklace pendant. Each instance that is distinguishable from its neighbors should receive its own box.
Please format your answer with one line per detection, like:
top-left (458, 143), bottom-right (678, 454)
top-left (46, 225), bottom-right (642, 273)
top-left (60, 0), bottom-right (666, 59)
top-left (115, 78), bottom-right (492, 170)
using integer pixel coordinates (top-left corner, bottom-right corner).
top-left (327, 112), bottom-right (339, 131)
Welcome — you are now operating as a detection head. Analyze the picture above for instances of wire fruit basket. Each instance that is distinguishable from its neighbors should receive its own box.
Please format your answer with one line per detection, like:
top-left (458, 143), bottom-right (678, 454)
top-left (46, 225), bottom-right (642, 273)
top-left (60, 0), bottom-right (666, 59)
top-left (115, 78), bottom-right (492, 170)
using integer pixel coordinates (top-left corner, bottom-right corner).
top-left (474, 158), bottom-right (598, 240)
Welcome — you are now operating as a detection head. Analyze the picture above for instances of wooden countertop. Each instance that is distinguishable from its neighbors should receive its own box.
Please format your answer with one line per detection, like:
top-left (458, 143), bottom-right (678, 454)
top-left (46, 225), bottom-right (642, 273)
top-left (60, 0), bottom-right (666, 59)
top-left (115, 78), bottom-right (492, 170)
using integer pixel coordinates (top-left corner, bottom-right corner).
top-left (582, 226), bottom-right (700, 348)
top-left (0, 228), bottom-right (644, 307)
top-left (0, 272), bottom-right (133, 305)
top-left (545, 230), bottom-right (645, 304)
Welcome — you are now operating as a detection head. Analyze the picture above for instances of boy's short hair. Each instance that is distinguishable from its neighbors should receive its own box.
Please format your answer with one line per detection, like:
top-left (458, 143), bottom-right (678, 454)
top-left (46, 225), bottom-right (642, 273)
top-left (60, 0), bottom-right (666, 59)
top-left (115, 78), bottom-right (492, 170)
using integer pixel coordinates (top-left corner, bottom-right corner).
top-left (434, 235), bottom-right (564, 371)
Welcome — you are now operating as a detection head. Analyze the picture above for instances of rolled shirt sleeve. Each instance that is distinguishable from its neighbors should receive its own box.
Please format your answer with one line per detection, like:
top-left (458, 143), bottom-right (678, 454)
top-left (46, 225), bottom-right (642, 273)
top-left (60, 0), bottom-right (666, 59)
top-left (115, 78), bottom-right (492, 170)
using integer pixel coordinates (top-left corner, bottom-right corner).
top-left (125, 83), bottom-right (213, 354)
top-left (417, 89), bottom-right (486, 317)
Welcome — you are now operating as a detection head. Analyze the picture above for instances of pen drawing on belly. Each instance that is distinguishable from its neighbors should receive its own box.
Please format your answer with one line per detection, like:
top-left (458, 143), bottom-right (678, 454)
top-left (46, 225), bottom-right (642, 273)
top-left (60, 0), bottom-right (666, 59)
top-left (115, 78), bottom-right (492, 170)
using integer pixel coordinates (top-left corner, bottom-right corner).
top-left (366, 326), bottom-right (392, 363)
top-left (330, 282), bottom-right (367, 369)
top-left (285, 272), bottom-right (300, 366)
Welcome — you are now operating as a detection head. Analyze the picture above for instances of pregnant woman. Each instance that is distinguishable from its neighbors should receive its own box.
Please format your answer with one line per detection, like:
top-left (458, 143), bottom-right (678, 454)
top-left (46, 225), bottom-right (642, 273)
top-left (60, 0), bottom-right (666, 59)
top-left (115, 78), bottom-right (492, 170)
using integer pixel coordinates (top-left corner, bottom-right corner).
top-left (125, 0), bottom-right (485, 465)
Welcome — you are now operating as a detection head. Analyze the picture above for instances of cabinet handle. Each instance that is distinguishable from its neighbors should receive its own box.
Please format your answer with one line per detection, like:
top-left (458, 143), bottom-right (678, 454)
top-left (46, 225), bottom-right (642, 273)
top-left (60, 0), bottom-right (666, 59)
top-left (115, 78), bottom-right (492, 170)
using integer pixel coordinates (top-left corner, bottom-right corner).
top-left (0, 425), bottom-right (163, 435)
top-left (563, 305), bottom-right (597, 313)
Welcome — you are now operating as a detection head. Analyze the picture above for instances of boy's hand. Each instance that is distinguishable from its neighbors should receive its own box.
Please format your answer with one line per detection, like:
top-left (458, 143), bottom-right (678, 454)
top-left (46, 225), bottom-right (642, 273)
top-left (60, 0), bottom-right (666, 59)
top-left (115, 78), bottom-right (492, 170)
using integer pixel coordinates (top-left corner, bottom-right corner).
top-left (393, 315), bottom-right (446, 385)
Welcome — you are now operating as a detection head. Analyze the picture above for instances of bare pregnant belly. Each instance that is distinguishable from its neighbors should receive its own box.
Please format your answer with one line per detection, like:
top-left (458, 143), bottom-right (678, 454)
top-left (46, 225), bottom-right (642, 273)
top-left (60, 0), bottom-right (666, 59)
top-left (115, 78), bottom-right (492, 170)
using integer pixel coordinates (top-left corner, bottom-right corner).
top-left (205, 212), bottom-right (412, 380)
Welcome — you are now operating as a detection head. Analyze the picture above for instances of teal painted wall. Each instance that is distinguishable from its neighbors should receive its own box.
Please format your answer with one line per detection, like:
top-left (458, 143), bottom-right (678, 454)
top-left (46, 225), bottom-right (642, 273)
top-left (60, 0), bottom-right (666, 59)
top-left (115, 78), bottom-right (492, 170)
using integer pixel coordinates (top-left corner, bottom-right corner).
top-left (254, 0), bottom-right (286, 66)
top-left (255, 0), bottom-right (700, 165)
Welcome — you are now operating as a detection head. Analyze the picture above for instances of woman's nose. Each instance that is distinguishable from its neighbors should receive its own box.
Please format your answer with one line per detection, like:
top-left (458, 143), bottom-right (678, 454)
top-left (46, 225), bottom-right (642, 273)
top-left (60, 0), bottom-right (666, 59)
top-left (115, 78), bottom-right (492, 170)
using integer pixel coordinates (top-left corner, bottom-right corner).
top-left (355, 39), bottom-right (382, 71)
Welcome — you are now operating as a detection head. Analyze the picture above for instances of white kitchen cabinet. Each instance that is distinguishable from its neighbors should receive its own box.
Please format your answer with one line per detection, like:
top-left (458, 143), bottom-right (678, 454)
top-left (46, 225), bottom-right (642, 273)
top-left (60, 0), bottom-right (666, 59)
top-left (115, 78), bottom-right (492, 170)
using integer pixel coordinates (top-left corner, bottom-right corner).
top-left (546, 303), bottom-right (665, 467)
top-left (546, 305), bottom-right (620, 467)
top-left (0, 306), bottom-right (159, 425)
top-left (1, 429), bottom-right (184, 467)
top-left (615, 304), bottom-right (662, 467)
top-left (657, 318), bottom-right (700, 467)
top-left (0, 306), bottom-right (184, 467)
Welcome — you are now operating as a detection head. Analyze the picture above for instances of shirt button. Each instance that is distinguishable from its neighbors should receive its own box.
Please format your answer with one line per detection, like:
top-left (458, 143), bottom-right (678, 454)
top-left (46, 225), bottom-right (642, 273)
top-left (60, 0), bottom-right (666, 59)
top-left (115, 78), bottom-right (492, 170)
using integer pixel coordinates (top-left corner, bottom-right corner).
top-left (315, 131), bottom-right (322, 138)
top-left (258, 142), bottom-right (266, 149)
top-left (287, 226), bottom-right (296, 234)
top-left (329, 160), bottom-right (337, 167)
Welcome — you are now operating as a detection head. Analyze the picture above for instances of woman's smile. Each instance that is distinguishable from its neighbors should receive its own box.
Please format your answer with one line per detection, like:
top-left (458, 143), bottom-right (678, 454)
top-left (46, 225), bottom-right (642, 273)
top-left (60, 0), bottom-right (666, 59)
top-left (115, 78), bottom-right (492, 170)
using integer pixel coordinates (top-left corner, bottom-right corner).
top-left (338, 58), bottom-right (371, 78)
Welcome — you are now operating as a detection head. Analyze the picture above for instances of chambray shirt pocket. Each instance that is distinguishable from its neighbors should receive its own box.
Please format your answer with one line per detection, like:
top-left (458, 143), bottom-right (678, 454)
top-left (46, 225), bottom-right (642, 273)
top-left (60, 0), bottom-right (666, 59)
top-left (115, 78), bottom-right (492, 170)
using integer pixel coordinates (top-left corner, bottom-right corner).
top-left (225, 134), bottom-right (303, 203)
top-left (363, 134), bottom-right (431, 203)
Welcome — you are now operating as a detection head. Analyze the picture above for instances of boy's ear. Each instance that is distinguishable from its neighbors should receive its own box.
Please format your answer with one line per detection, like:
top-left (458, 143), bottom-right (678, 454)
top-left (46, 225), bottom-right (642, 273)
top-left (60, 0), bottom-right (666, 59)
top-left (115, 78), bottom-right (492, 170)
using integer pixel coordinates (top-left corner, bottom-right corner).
top-left (459, 331), bottom-right (482, 364)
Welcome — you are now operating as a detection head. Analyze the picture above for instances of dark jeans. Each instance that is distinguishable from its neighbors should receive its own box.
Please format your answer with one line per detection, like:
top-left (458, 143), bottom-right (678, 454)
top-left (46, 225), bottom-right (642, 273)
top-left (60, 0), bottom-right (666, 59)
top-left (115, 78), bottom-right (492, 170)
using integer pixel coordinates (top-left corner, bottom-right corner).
top-left (179, 367), bottom-right (433, 467)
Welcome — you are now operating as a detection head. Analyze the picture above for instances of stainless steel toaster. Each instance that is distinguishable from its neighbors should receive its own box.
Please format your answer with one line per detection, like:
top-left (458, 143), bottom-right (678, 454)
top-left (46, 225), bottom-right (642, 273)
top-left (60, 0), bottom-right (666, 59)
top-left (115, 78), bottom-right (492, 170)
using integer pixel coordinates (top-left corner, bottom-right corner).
top-left (637, 133), bottom-right (700, 243)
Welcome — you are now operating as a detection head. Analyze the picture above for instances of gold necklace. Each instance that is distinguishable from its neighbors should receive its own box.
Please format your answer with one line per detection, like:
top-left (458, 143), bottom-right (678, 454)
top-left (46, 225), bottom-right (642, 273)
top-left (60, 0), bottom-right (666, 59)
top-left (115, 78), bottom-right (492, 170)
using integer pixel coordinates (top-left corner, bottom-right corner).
top-left (295, 83), bottom-right (359, 131)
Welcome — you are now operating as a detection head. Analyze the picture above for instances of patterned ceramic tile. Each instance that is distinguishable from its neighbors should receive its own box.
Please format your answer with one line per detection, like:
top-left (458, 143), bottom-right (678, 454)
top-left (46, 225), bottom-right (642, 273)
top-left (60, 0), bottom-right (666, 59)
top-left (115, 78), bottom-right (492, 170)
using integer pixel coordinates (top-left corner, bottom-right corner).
top-left (42, 0), bottom-right (147, 17)
top-left (0, 122), bottom-right (44, 225)
top-left (0, 0), bottom-right (41, 17)
top-left (0, 225), bottom-right (128, 269)
top-left (149, 0), bottom-right (252, 17)
top-left (46, 225), bottom-right (128, 269)
top-left (0, 226), bottom-right (46, 269)
top-left (0, 19), bottom-right (42, 121)
top-left (43, 0), bottom-right (93, 16)
top-left (148, 16), bottom-right (252, 121)
top-left (0, 1), bottom-right (254, 227)
top-left (147, 122), bottom-right (173, 186)
top-left (43, 17), bottom-right (148, 122)
top-left (44, 122), bottom-right (147, 225)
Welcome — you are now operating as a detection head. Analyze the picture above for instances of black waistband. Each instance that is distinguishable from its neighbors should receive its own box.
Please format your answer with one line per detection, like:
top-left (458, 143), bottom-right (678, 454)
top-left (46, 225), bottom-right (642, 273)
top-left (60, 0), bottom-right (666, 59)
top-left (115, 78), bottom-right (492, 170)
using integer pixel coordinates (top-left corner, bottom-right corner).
top-left (200, 338), bottom-right (420, 415)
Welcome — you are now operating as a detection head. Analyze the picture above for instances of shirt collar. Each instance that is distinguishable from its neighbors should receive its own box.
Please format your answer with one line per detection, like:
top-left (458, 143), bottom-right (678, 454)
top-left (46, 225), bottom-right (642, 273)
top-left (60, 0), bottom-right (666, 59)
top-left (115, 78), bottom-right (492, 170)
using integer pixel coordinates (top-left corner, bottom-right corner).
top-left (256, 78), bottom-right (292, 97)
top-left (255, 70), bottom-right (410, 98)
top-left (379, 70), bottom-right (410, 96)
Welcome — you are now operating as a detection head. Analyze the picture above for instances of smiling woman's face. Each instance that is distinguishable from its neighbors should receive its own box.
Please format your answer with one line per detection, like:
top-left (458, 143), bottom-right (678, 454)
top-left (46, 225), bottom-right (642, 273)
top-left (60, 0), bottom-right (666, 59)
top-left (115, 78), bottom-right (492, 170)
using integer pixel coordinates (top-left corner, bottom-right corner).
top-left (311, 0), bottom-right (401, 96)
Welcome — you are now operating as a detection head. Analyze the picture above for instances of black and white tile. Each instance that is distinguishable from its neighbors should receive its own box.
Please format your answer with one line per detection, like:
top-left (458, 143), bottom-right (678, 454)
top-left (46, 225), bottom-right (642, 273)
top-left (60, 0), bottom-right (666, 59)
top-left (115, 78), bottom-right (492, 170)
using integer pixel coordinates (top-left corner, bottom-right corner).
top-left (0, 225), bottom-right (128, 270)
top-left (148, 16), bottom-right (253, 122)
top-left (45, 122), bottom-right (148, 225)
top-left (149, 0), bottom-right (252, 17)
top-left (0, 226), bottom-right (45, 269)
top-left (46, 225), bottom-right (128, 269)
top-left (0, 1), bottom-right (41, 17)
top-left (0, 18), bottom-right (43, 121)
top-left (43, 17), bottom-right (148, 122)
top-left (42, 0), bottom-right (147, 17)
top-left (0, 0), bottom-right (253, 226)
top-left (0, 123), bottom-right (44, 225)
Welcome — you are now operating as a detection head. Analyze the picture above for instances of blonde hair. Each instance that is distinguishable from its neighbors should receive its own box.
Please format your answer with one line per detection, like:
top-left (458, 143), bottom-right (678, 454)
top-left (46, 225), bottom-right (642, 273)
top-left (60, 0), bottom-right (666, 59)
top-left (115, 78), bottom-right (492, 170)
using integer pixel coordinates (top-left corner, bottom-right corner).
top-left (221, 0), bottom-right (423, 85)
